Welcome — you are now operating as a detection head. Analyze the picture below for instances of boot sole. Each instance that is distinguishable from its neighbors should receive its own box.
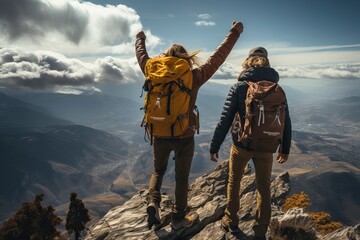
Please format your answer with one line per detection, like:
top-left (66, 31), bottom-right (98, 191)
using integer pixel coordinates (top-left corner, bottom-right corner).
top-left (147, 205), bottom-right (161, 228)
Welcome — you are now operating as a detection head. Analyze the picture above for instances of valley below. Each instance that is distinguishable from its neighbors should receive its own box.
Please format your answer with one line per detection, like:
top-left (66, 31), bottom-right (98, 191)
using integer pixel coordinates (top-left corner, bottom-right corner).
top-left (1, 80), bottom-right (360, 228)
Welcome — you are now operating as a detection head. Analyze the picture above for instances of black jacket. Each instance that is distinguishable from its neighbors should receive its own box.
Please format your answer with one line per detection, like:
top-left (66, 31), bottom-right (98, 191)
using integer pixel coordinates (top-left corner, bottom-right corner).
top-left (209, 67), bottom-right (292, 154)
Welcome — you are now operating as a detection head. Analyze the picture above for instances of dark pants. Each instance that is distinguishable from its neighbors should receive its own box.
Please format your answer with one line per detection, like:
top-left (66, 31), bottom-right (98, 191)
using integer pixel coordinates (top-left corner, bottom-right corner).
top-left (148, 136), bottom-right (194, 220)
top-left (223, 144), bottom-right (273, 236)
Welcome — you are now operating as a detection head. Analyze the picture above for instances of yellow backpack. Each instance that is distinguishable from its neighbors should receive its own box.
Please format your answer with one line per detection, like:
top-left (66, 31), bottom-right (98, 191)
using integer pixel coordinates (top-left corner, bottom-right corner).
top-left (141, 56), bottom-right (193, 142)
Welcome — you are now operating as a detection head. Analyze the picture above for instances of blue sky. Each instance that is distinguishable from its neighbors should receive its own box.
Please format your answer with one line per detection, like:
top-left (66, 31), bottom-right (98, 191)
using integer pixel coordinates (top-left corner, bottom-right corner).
top-left (111, 0), bottom-right (360, 46)
top-left (90, 0), bottom-right (360, 61)
top-left (0, 0), bottom-right (359, 92)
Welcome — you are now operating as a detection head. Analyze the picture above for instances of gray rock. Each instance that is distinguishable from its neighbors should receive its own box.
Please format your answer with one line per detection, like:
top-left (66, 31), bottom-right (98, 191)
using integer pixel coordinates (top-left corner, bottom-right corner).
top-left (269, 208), bottom-right (317, 240)
top-left (85, 160), bottom-right (358, 240)
top-left (323, 224), bottom-right (360, 240)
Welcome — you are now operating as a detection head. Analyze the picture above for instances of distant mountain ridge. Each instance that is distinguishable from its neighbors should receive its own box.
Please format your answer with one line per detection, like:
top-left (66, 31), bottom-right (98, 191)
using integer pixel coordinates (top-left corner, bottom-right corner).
top-left (0, 124), bottom-right (131, 222)
top-left (0, 91), bottom-right (72, 127)
top-left (1, 82), bottom-right (360, 228)
top-left (0, 92), bottom-right (131, 222)
top-left (5, 90), bottom-right (143, 137)
top-left (324, 96), bottom-right (360, 122)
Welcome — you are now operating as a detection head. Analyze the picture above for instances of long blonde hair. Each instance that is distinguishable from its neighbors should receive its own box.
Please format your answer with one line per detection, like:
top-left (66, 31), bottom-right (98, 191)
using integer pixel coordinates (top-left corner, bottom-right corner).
top-left (238, 55), bottom-right (270, 79)
top-left (242, 55), bottom-right (270, 70)
top-left (160, 44), bottom-right (201, 69)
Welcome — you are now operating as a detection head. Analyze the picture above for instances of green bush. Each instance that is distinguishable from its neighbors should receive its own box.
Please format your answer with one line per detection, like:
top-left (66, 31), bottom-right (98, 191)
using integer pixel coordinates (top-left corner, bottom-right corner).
top-left (0, 194), bottom-right (62, 240)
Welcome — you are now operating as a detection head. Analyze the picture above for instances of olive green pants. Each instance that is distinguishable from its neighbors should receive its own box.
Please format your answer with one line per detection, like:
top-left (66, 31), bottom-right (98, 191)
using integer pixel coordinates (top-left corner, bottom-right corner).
top-left (223, 144), bottom-right (273, 236)
top-left (148, 136), bottom-right (194, 220)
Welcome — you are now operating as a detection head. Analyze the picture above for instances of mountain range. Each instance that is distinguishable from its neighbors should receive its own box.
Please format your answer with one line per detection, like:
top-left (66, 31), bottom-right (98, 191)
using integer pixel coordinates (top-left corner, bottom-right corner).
top-left (1, 79), bottom-right (360, 227)
top-left (0, 92), bottom-right (72, 128)
top-left (0, 92), bottom-right (131, 222)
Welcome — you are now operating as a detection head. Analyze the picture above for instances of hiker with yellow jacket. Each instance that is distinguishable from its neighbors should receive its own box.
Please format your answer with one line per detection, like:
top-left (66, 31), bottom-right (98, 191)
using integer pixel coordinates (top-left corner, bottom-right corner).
top-left (135, 21), bottom-right (243, 230)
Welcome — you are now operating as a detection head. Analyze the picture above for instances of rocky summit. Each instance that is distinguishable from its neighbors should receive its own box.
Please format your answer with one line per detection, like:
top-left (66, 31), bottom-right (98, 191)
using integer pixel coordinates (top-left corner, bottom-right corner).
top-left (85, 160), bottom-right (360, 240)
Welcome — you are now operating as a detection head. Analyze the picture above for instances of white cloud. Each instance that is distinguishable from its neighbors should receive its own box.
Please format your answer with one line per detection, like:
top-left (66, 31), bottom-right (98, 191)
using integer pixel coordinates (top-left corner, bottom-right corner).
top-left (270, 50), bottom-right (360, 66)
top-left (199, 43), bottom-right (360, 80)
top-left (195, 21), bottom-right (216, 27)
top-left (271, 44), bottom-right (360, 55)
top-left (0, 48), bottom-right (95, 90)
top-left (54, 86), bottom-right (101, 95)
top-left (198, 14), bottom-right (211, 19)
top-left (194, 13), bottom-right (215, 27)
top-left (0, 47), bottom-right (144, 91)
top-left (226, 43), bottom-right (360, 66)
top-left (1, 43), bottom-right (359, 93)
top-left (211, 62), bottom-right (238, 80)
top-left (277, 62), bottom-right (360, 79)
top-left (0, 0), bottom-right (161, 57)
top-left (211, 61), bottom-right (360, 80)
top-left (95, 56), bottom-right (143, 84)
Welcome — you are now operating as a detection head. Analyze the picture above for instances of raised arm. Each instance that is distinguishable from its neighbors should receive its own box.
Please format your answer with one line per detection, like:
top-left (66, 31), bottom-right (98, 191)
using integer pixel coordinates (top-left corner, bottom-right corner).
top-left (192, 22), bottom-right (243, 87)
top-left (135, 31), bottom-right (150, 74)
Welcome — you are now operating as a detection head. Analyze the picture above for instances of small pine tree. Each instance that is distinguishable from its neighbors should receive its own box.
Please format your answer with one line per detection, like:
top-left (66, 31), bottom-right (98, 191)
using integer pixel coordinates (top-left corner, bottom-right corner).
top-left (66, 193), bottom-right (91, 240)
top-left (0, 194), bottom-right (62, 240)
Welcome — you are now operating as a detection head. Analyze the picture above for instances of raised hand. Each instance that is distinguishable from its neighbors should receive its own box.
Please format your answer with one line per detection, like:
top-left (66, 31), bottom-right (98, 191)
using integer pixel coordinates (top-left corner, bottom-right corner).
top-left (232, 21), bottom-right (244, 34)
top-left (136, 31), bottom-right (146, 40)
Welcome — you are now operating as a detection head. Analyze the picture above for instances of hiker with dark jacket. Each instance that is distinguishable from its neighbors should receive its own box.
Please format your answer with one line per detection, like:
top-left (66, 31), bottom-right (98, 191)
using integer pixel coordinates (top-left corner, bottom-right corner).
top-left (135, 21), bottom-right (244, 230)
top-left (209, 47), bottom-right (292, 239)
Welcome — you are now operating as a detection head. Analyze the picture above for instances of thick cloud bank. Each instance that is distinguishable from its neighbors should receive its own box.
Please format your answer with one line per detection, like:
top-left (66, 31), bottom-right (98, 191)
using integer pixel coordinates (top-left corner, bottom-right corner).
top-left (212, 62), bottom-right (360, 80)
top-left (0, 48), bottom-right (95, 90)
top-left (96, 57), bottom-right (143, 84)
top-left (0, 48), bottom-right (142, 90)
top-left (1, 47), bottom-right (358, 91)
top-left (277, 63), bottom-right (360, 79)
top-left (0, 0), bottom-right (160, 56)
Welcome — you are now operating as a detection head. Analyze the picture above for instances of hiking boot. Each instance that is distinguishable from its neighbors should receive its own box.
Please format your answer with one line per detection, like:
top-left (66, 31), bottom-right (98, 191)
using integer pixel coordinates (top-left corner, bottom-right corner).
top-left (220, 219), bottom-right (244, 235)
top-left (252, 225), bottom-right (267, 240)
top-left (170, 212), bottom-right (199, 230)
top-left (147, 202), bottom-right (161, 229)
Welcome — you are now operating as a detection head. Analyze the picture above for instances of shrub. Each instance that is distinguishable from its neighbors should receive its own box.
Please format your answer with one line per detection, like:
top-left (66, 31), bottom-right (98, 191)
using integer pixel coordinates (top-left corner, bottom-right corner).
top-left (0, 194), bottom-right (62, 240)
top-left (282, 192), bottom-right (342, 235)
top-left (282, 191), bottom-right (311, 212)
top-left (308, 211), bottom-right (343, 235)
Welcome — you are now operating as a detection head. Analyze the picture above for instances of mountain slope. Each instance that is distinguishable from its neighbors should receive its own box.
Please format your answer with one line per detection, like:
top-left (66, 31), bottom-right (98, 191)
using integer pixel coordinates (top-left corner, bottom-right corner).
top-left (271, 131), bottom-right (360, 225)
top-left (113, 129), bottom-right (360, 226)
top-left (0, 93), bottom-right (132, 222)
top-left (0, 125), bottom-right (130, 222)
top-left (291, 170), bottom-right (360, 225)
top-left (85, 161), bottom-right (360, 240)
top-left (0, 91), bottom-right (72, 127)
top-left (7, 91), bottom-right (143, 137)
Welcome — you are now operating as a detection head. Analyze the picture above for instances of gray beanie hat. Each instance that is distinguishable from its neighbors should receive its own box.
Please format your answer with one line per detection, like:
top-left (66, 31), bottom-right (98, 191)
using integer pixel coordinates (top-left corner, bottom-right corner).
top-left (248, 46), bottom-right (268, 58)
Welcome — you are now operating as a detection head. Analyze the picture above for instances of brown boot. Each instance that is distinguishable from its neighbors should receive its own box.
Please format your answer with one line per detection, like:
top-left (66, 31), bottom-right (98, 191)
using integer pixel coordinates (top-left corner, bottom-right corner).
top-left (170, 212), bottom-right (199, 230)
top-left (220, 218), bottom-right (245, 237)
